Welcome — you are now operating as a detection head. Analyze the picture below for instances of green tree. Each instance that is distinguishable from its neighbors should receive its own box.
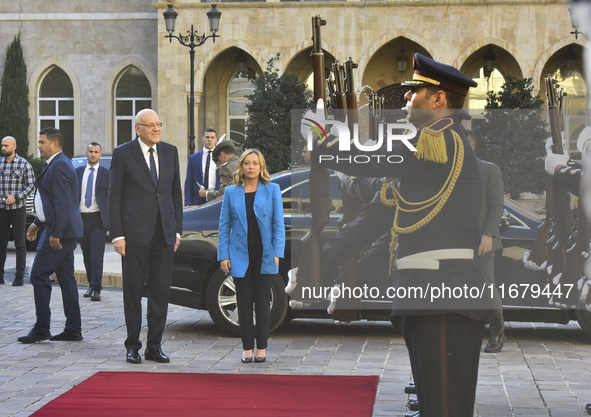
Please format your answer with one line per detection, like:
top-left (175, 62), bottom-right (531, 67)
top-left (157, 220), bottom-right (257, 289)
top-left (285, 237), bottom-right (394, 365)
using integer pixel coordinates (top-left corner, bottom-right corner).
top-left (244, 54), bottom-right (312, 173)
top-left (0, 34), bottom-right (30, 157)
top-left (473, 75), bottom-right (547, 199)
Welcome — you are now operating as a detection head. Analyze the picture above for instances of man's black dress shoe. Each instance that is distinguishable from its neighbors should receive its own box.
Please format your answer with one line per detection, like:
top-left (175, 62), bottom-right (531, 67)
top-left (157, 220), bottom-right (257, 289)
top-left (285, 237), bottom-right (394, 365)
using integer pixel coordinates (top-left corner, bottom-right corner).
top-left (145, 348), bottom-right (170, 363)
top-left (50, 330), bottom-right (83, 341)
top-left (18, 331), bottom-right (51, 343)
top-left (90, 290), bottom-right (101, 301)
top-left (127, 349), bottom-right (142, 364)
top-left (254, 356), bottom-right (266, 363)
top-left (84, 289), bottom-right (92, 298)
top-left (408, 397), bottom-right (419, 411)
top-left (404, 381), bottom-right (416, 394)
top-left (12, 278), bottom-right (23, 286)
top-left (404, 411), bottom-right (419, 417)
top-left (484, 333), bottom-right (506, 353)
top-left (241, 356), bottom-right (253, 363)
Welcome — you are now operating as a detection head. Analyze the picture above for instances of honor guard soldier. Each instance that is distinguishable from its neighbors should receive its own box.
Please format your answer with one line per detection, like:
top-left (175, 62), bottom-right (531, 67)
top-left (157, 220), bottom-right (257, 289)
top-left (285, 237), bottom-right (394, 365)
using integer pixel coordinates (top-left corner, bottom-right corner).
top-left (309, 53), bottom-right (495, 417)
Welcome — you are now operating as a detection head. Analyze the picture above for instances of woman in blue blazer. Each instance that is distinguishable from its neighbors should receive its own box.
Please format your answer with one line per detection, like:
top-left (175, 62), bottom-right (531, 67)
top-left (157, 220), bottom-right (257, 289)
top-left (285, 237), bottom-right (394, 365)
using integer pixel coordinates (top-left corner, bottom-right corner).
top-left (218, 149), bottom-right (285, 363)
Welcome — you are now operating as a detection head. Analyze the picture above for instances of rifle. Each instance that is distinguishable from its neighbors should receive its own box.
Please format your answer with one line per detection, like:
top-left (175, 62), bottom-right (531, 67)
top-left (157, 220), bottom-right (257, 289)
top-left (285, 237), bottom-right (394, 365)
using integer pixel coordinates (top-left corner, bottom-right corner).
top-left (331, 57), bottom-right (363, 322)
top-left (526, 77), bottom-right (572, 269)
top-left (542, 76), bottom-right (577, 306)
top-left (369, 93), bottom-right (384, 143)
top-left (293, 15), bottom-right (329, 306)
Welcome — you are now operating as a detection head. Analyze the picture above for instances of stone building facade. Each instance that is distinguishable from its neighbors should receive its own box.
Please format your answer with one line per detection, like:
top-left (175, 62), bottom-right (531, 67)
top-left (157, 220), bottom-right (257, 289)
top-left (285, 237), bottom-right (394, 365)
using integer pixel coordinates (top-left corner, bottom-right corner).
top-left (0, 0), bottom-right (586, 182)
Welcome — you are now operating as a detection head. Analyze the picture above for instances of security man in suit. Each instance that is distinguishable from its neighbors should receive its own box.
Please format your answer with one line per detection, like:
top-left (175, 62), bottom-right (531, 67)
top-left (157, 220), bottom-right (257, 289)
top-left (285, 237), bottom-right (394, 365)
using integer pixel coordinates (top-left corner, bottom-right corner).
top-left (76, 142), bottom-right (109, 302)
top-left (309, 53), bottom-right (495, 417)
top-left (109, 109), bottom-right (183, 364)
top-left (18, 127), bottom-right (84, 343)
top-left (202, 138), bottom-right (239, 201)
top-left (467, 130), bottom-right (506, 353)
top-left (184, 128), bottom-right (219, 205)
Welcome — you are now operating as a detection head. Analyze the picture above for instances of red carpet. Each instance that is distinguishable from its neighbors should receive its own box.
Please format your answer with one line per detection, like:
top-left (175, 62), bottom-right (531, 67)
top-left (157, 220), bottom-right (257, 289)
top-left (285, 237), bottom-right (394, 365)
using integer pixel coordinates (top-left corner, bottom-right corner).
top-left (32, 372), bottom-right (379, 416)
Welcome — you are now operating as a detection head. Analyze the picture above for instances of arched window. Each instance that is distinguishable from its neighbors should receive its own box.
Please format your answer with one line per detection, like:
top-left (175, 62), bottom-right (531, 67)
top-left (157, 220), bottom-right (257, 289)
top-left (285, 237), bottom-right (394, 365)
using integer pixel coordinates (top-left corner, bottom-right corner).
top-left (38, 67), bottom-right (74, 157)
top-left (468, 67), bottom-right (506, 111)
top-left (552, 65), bottom-right (587, 158)
top-left (227, 70), bottom-right (255, 142)
top-left (115, 67), bottom-right (151, 145)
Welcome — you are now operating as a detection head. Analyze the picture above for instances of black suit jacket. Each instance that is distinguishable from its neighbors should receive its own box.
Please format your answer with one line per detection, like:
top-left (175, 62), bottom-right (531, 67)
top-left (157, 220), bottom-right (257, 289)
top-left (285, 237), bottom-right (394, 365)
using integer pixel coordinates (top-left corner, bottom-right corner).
top-left (108, 138), bottom-right (183, 246)
top-left (76, 164), bottom-right (110, 230)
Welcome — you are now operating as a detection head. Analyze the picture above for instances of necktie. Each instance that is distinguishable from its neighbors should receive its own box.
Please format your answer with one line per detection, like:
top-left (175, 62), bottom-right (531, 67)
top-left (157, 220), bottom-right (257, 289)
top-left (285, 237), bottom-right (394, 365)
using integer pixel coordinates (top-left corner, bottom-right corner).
top-left (149, 148), bottom-right (158, 185)
top-left (85, 167), bottom-right (94, 208)
top-left (203, 150), bottom-right (211, 190)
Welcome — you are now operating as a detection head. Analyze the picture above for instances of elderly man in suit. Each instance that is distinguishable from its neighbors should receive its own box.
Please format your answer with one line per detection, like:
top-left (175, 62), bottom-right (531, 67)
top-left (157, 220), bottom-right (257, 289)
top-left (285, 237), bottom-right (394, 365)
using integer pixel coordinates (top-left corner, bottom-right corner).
top-left (109, 109), bottom-right (183, 364)
top-left (76, 142), bottom-right (109, 302)
top-left (468, 130), bottom-right (506, 353)
top-left (18, 127), bottom-right (84, 343)
top-left (184, 128), bottom-right (219, 205)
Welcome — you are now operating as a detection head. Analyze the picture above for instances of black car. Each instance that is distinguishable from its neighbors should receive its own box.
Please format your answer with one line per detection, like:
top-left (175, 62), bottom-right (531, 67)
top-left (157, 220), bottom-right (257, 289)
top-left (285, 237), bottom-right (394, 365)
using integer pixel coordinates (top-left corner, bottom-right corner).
top-left (171, 167), bottom-right (591, 339)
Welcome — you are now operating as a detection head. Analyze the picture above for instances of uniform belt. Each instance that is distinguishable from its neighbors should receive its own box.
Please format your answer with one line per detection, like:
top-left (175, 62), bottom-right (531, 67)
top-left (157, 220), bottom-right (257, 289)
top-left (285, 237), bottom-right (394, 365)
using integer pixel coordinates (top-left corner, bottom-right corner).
top-left (81, 211), bottom-right (101, 219)
top-left (396, 248), bottom-right (474, 270)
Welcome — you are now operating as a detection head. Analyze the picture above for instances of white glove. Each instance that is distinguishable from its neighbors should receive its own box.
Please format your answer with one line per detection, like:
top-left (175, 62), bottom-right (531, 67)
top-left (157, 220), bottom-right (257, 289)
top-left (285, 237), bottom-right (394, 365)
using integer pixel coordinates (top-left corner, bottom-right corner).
top-left (334, 171), bottom-right (349, 183)
top-left (545, 135), bottom-right (567, 153)
top-left (577, 126), bottom-right (591, 153)
top-left (544, 137), bottom-right (569, 175)
top-left (300, 99), bottom-right (325, 145)
top-left (545, 152), bottom-right (570, 175)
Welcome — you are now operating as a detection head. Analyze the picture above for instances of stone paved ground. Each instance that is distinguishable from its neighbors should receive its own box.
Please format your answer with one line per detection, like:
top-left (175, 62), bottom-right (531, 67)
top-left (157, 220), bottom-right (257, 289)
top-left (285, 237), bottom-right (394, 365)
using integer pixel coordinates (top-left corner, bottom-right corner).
top-left (0, 246), bottom-right (590, 416)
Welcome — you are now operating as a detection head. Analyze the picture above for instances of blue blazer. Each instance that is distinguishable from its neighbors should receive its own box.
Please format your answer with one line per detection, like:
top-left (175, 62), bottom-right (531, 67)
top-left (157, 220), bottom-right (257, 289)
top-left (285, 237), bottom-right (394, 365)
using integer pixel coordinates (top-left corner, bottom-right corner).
top-left (217, 182), bottom-right (285, 277)
top-left (76, 164), bottom-right (110, 230)
top-left (33, 152), bottom-right (83, 239)
top-left (184, 149), bottom-right (220, 205)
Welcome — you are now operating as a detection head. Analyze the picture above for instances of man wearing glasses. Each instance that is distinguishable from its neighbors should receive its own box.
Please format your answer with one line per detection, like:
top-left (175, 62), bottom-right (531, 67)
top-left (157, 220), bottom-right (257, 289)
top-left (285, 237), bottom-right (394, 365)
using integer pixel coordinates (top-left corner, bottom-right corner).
top-left (108, 109), bottom-right (183, 364)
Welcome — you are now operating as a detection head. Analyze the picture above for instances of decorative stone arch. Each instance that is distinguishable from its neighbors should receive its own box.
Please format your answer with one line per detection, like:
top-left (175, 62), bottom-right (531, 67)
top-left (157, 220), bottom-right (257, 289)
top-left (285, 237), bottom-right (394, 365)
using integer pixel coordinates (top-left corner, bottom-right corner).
top-left (191, 44), bottom-right (265, 142)
top-left (105, 57), bottom-right (157, 151)
top-left (359, 32), bottom-right (434, 109)
top-left (532, 36), bottom-right (587, 91)
top-left (357, 30), bottom-right (437, 75)
top-left (283, 44), bottom-right (338, 87)
top-left (28, 58), bottom-right (81, 156)
top-left (455, 38), bottom-right (521, 76)
top-left (193, 40), bottom-right (266, 94)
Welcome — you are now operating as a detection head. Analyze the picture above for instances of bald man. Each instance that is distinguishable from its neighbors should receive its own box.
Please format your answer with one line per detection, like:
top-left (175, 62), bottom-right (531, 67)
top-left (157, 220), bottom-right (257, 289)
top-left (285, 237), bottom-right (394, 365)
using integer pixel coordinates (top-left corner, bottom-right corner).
top-left (108, 109), bottom-right (182, 364)
top-left (0, 136), bottom-right (35, 286)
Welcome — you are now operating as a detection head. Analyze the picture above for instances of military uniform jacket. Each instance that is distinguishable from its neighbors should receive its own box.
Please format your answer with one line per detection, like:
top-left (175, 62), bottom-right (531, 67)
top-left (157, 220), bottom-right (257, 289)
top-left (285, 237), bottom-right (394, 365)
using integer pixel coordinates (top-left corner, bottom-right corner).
top-left (313, 117), bottom-right (494, 322)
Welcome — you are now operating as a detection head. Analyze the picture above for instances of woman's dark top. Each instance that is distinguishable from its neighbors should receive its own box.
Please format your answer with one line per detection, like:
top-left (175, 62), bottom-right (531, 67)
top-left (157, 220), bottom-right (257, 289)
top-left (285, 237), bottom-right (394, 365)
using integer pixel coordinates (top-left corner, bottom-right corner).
top-left (245, 191), bottom-right (263, 259)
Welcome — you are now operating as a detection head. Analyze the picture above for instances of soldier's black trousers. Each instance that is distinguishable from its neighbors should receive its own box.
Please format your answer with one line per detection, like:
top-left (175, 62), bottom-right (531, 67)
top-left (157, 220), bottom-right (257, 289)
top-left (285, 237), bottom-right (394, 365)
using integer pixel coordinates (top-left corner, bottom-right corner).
top-left (401, 313), bottom-right (484, 417)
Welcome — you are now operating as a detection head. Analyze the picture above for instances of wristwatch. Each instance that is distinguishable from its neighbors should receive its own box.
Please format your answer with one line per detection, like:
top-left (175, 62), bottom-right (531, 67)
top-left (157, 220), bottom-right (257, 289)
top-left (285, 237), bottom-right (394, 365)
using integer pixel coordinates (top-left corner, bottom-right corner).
top-left (483, 232), bottom-right (496, 238)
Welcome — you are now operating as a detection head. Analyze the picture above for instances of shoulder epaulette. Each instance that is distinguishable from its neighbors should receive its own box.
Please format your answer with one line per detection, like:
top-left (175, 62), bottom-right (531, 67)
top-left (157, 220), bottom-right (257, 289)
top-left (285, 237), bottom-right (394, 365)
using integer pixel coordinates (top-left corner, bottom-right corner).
top-left (415, 117), bottom-right (454, 164)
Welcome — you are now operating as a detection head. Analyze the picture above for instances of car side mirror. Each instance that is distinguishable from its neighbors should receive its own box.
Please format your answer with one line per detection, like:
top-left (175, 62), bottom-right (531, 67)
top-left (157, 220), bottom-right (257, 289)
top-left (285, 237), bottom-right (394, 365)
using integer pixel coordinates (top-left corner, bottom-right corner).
top-left (499, 210), bottom-right (511, 235)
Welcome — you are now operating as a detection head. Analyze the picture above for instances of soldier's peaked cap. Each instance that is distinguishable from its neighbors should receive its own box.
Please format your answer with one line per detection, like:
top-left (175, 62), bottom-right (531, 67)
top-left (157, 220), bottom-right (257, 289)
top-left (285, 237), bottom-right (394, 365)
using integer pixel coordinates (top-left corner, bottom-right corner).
top-left (402, 53), bottom-right (477, 96)
top-left (212, 138), bottom-right (236, 162)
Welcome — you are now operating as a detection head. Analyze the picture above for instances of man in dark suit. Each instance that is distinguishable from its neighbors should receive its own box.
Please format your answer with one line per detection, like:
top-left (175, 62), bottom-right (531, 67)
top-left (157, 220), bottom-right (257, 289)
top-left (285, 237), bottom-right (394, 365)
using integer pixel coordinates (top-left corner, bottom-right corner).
top-left (18, 127), bottom-right (84, 343)
top-left (76, 142), bottom-right (109, 302)
top-left (109, 109), bottom-right (183, 364)
top-left (468, 130), bottom-right (506, 353)
top-left (184, 128), bottom-right (219, 205)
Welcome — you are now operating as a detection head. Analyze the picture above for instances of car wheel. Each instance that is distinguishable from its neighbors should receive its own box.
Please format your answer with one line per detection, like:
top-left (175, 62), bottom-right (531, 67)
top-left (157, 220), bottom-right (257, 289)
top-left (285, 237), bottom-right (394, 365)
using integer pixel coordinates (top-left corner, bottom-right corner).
top-left (575, 307), bottom-right (591, 339)
top-left (205, 269), bottom-right (289, 337)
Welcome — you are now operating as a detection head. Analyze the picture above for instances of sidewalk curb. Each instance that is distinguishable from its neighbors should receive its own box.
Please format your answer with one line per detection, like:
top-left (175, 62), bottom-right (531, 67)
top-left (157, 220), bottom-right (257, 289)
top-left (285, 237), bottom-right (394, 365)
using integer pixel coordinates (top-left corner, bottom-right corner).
top-left (74, 270), bottom-right (122, 288)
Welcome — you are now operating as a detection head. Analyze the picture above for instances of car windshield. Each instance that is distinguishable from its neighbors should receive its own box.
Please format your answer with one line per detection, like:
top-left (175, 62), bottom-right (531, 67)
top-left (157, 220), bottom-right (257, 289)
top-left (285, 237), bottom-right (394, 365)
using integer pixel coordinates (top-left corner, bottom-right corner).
top-left (504, 196), bottom-right (543, 221)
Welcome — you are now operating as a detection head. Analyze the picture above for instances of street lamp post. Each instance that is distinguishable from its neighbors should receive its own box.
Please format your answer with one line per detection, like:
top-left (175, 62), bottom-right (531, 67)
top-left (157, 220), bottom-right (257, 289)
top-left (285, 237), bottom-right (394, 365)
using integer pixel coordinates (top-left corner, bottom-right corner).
top-left (163, 4), bottom-right (221, 157)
